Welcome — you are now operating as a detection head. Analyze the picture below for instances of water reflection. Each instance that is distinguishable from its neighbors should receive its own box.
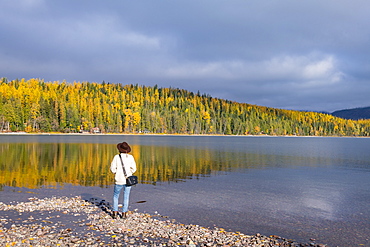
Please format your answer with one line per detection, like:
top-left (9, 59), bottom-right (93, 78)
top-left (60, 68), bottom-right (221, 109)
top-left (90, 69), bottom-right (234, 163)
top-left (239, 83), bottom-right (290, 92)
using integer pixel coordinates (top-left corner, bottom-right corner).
top-left (0, 143), bottom-right (114, 189)
top-left (0, 142), bottom-right (230, 189)
top-left (0, 140), bottom-right (348, 189)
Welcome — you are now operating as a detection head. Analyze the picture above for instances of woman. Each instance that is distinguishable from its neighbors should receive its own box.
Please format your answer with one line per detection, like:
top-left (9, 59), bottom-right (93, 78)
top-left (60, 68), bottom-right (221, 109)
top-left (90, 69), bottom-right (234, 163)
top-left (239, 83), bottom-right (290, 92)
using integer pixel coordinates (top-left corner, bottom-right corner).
top-left (110, 141), bottom-right (137, 219)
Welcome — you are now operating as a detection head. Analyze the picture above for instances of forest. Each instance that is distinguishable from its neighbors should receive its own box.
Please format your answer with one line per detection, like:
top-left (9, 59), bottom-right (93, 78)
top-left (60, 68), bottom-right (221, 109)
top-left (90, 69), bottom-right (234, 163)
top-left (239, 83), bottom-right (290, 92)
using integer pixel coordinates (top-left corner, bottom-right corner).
top-left (1, 78), bottom-right (370, 136)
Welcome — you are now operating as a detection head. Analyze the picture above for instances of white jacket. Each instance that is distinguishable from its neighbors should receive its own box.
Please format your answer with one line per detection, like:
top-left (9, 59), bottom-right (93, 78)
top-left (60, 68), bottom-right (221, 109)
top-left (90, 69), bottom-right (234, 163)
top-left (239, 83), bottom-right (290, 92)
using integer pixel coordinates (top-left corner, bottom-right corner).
top-left (110, 153), bottom-right (137, 185)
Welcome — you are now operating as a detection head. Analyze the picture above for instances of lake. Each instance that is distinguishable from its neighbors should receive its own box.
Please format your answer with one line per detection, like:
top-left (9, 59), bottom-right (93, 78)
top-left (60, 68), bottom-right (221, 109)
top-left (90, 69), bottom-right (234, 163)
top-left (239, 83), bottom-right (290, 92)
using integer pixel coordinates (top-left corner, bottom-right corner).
top-left (1, 134), bottom-right (369, 246)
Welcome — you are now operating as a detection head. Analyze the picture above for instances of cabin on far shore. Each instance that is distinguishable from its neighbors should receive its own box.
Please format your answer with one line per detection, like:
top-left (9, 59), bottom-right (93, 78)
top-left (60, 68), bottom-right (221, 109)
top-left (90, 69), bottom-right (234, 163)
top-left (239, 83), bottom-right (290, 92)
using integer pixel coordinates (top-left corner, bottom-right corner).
top-left (90, 127), bottom-right (101, 134)
top-left (80, 127), bottom-right (101, 134)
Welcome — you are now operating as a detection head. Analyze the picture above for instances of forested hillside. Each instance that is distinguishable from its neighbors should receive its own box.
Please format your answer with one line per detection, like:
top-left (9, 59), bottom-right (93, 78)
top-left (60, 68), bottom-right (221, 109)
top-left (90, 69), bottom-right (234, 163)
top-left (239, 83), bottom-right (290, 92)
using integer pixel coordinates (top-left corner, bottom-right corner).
top-left (1, 78), bottom-right (370, 136)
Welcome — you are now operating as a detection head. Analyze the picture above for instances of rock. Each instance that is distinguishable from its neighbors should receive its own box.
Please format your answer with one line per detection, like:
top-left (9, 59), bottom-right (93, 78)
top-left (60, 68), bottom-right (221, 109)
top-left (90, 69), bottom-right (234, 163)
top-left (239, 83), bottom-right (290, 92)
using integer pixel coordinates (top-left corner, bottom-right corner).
top-left (129, 238), bottom-right (135, 244)
top-left (0, 196), bottom-right (327, 247)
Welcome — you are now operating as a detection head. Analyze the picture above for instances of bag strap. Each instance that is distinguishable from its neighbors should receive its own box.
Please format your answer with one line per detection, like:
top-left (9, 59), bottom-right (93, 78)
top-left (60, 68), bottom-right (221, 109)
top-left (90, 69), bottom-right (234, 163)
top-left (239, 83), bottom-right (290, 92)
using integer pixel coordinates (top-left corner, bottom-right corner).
top-left (118, 154), bottom-right (128, 178)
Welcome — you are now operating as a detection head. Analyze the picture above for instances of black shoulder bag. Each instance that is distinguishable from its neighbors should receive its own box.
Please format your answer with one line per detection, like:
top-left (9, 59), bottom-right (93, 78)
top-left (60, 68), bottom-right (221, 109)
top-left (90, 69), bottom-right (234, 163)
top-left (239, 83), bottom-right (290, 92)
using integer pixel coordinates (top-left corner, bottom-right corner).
top-left (119, 154), bottom-right (138, 186)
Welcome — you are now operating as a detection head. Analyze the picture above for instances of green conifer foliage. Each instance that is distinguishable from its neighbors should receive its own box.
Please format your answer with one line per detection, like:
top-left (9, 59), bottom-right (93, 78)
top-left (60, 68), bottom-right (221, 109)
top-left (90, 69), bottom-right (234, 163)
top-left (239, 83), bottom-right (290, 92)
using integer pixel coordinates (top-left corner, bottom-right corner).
top-left (0, 78), bottom-right (369, 136)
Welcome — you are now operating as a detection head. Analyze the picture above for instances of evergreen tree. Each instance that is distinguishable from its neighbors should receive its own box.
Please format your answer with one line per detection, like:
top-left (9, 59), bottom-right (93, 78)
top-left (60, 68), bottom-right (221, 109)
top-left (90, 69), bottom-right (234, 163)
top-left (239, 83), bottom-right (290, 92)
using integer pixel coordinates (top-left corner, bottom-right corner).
top-left (0, 78), bottom-right (369, 136)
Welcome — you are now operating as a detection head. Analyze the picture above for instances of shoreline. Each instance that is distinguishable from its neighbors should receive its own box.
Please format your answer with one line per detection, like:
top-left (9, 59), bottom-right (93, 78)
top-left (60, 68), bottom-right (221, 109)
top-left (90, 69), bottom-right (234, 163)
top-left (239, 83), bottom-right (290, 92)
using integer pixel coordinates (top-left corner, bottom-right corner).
top-left (0, 196), bottom-right (327, 246)
top-left (0, 131), bottom-right (368, 138)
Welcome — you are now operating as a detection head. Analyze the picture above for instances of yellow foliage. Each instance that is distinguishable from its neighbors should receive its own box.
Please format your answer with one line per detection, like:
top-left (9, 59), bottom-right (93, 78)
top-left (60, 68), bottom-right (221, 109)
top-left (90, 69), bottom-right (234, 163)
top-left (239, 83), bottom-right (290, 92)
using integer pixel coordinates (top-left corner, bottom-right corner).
top-left (0, 78), bottom-right (369, 136)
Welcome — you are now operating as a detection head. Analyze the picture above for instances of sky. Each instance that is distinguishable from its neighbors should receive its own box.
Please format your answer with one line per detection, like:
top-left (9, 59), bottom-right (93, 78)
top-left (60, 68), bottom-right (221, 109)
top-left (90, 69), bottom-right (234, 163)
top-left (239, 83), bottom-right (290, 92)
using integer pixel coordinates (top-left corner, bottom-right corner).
top-left (1, 0), bottom-right (369, 112)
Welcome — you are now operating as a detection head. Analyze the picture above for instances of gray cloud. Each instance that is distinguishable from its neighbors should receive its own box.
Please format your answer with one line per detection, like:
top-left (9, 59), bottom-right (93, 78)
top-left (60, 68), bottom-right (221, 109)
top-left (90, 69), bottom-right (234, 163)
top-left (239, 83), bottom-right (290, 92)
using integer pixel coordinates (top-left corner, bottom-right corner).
top-left (1, 0), bottom-right (369, 112)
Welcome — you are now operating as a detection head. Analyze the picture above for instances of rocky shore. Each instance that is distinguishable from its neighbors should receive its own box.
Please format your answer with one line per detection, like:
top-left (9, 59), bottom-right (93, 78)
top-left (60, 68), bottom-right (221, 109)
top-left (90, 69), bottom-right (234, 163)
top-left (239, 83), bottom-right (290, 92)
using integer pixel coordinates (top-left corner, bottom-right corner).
top-left (0, 196), bottom-right (327, 246)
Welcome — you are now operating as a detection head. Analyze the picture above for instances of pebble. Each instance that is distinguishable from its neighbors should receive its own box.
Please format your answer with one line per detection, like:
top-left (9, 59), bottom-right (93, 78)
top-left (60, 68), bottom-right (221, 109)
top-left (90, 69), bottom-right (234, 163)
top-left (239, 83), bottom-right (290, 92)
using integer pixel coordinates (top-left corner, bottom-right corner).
top-left (0, 196), bottom-right (327, 246)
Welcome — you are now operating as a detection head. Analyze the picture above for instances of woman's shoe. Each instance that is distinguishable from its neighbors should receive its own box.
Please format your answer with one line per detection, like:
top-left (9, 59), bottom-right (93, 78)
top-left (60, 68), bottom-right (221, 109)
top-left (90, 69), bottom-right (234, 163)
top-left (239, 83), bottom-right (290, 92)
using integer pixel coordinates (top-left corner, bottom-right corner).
top-left (122, 212), bottom-right (128, 218)
top-left (112, 211), bottom-right (118, 219)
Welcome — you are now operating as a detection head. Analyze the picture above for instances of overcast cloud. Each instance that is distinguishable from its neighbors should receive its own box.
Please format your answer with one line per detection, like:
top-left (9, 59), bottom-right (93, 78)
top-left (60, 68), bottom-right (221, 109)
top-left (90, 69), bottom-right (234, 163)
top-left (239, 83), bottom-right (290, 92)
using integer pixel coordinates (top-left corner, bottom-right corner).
top-left (1, 0), bottom-right (369, 112)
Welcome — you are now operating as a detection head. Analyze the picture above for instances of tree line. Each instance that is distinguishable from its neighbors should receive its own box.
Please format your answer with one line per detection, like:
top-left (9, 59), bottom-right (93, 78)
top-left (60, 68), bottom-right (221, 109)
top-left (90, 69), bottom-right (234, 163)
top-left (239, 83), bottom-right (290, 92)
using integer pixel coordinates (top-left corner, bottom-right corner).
top-left (1, 78), bottom-right (370, 136)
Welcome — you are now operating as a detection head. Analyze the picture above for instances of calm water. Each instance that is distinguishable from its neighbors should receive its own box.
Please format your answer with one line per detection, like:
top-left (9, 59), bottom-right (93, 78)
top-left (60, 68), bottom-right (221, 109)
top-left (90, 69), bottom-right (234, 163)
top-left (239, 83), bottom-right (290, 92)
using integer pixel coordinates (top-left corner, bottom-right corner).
top-left (0, 135), bottom-right (369, 246)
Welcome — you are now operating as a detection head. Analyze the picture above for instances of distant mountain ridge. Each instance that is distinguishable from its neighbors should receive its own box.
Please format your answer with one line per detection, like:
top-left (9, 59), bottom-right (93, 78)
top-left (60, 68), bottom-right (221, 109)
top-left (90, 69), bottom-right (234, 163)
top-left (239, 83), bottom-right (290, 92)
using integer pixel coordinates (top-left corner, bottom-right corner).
top-left (331, 106), bottom-right (370, 120)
